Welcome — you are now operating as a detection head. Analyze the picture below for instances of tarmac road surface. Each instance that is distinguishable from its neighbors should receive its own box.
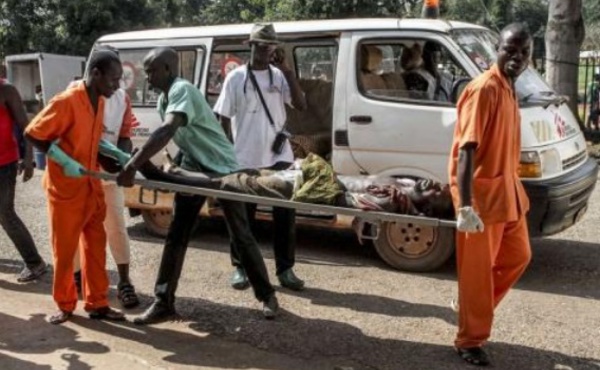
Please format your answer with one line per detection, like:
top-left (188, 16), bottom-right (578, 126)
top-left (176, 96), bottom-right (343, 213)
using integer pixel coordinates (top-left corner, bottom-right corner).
top-left (0, 171), bottom-right (599, 370)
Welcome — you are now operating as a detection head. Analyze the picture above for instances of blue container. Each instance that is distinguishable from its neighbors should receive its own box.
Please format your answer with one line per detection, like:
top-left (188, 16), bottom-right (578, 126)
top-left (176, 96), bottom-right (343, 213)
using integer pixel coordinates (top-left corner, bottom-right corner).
top-left (34, 148), bottom-right (46, 170)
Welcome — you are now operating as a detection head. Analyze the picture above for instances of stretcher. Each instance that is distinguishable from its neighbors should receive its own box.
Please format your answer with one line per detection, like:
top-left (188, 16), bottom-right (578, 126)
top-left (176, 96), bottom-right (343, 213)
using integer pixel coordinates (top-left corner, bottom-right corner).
top-left (87, 170), bottom-right (457, 234)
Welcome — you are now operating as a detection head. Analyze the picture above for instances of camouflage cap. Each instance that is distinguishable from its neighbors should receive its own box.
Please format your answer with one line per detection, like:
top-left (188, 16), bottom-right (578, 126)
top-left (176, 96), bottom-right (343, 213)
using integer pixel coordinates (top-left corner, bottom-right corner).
top-left (248, 23), bottom-right (280, 44)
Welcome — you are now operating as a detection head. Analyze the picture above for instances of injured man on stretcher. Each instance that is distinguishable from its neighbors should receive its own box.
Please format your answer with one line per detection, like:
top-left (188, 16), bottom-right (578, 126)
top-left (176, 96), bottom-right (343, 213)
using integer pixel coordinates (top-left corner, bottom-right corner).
top-left (133, 153), bottom-right (454, 220)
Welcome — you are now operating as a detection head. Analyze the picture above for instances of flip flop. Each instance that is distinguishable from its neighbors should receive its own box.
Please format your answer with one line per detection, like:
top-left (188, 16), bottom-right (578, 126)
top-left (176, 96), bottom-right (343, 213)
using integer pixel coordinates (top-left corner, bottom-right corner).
top-left (48, 310), bottom-right (73, 325)
top-left (455, 347), bottom-right (490, 366)
top-left (88, 307), bottom-right (126, 321)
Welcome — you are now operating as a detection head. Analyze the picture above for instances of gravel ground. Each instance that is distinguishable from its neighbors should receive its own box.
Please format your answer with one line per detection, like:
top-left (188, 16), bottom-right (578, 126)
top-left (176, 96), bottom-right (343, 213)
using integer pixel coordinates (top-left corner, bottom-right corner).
top-left (0, 171), bottom-right (599, 370)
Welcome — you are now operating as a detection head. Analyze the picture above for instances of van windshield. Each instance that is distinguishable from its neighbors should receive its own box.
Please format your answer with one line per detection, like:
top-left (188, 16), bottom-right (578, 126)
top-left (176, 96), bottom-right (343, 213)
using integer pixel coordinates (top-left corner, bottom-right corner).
top-left (451, 29), bottom-right (558, 105)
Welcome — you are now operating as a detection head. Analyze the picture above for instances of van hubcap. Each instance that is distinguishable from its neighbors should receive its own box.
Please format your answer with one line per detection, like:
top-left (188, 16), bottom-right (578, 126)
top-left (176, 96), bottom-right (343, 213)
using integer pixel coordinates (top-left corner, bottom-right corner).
top-left (385, 222), bottom-right (437, 259)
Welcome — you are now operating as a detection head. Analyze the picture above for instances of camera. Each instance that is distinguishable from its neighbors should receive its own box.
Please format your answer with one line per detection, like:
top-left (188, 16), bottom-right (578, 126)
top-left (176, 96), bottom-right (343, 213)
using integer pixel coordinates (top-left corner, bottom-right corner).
top-left (271, 129), bottom-right (291, 154)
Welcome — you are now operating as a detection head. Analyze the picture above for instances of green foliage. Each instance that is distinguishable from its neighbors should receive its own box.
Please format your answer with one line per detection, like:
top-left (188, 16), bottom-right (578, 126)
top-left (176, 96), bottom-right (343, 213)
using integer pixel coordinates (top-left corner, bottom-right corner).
top-left (0, 0), bottom-right (555, 61)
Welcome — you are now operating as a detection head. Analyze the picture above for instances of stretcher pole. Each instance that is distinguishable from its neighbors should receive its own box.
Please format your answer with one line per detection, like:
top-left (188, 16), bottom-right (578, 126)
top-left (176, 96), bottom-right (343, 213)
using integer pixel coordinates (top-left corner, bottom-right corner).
top-left (85, 170), bottom-right (457, 228)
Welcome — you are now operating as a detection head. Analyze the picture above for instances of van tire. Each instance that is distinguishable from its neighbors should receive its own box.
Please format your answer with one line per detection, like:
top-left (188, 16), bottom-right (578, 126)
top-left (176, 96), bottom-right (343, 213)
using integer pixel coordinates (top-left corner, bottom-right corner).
top-left (373, 221), bottom-right (454, 272)
top-left (141, 209), bottom-right (173, 237)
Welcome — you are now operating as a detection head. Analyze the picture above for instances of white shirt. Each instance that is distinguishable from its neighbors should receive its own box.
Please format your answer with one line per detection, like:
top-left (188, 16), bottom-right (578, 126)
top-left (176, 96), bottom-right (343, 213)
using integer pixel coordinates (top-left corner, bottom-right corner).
top-left (213, 65), bottom-right (293, 169)
top-left (102, 88), bottom-right (128, 145)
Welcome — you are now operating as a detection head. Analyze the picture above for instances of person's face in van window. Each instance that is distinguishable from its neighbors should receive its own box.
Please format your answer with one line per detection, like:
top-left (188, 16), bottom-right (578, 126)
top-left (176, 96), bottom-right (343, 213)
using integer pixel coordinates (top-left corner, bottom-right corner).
top-left (496, 30), bottom-right (531, 80)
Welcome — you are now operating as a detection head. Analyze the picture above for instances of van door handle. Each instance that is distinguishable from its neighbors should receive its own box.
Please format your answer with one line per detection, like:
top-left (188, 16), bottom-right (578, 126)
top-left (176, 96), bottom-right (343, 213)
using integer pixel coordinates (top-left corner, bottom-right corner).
top-left (350, 115), bottom-right (372, 124)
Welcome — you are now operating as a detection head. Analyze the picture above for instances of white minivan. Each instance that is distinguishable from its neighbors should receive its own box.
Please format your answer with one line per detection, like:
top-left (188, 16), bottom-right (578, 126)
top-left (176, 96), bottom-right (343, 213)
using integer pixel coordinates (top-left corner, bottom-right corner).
top-left (95, 18), bottom-right (598, 272)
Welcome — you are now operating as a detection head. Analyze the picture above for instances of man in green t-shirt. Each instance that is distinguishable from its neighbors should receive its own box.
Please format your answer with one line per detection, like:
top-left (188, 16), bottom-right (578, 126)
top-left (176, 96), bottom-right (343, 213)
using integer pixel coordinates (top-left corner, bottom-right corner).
top-left (117, 47), bottom-right (279, 324)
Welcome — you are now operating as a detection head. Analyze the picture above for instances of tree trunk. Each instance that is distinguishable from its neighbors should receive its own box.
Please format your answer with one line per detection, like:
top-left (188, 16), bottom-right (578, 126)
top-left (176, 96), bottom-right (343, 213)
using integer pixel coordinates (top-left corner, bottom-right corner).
top-left (545, 0), bottom-right (585, 125)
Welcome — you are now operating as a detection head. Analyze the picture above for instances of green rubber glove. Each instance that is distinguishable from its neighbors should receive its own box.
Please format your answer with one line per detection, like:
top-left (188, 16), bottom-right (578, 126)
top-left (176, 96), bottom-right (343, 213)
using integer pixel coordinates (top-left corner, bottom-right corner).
top-left (98, 139), bottom-right (131, 166)
top-left (47, 142), bottom-right (85, 178)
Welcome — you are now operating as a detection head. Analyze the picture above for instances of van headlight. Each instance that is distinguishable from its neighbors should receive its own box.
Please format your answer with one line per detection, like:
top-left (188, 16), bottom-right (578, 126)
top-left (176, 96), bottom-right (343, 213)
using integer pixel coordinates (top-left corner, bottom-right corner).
top-left (518, 150), bottom-right (562, 178)
top-left (540, 148), bottom-right (562, 176)
top-left (519, 151), bottom-right (542, 178)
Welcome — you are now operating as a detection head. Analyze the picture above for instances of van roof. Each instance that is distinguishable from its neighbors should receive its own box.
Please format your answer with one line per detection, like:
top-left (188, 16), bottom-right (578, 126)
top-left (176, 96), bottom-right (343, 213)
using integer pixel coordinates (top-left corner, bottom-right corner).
top-left (98, 18), bottom-right (486, 43)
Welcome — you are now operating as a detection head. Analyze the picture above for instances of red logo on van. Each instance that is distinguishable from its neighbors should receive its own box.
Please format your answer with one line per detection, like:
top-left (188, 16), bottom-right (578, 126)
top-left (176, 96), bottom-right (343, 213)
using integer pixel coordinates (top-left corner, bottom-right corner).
top-left (555, 114), bottom-right (566, 138)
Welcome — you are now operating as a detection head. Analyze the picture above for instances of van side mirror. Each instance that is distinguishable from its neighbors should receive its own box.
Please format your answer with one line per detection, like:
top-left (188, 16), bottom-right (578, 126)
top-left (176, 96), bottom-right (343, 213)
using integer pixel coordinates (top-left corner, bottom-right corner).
top-left (451, 78), bottom-right (471, 104)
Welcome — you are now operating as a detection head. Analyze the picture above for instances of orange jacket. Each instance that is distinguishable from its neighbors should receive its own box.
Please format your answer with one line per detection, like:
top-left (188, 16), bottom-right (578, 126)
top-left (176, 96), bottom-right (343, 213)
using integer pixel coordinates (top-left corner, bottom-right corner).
top-left (448, 64), bottom-right (529, 224)
top-left (25, 82), bottom-right (105, 203)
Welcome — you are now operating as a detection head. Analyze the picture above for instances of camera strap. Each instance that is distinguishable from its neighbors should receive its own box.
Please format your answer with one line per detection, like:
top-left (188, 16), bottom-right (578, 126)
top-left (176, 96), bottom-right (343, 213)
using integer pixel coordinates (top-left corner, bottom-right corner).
top-left (247, 65), bottom-right (276, 130)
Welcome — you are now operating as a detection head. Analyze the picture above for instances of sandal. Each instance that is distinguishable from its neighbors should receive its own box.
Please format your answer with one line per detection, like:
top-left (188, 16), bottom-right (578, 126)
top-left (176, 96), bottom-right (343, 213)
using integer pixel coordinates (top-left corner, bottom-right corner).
top-left (117, 282), bottom-right (140, 309)
top-left (88, 306), bottom-right (126, 321)
top-left (48, 310), bottom-right (73, 325)
top-left (455, 347), bottom-right (490, 366)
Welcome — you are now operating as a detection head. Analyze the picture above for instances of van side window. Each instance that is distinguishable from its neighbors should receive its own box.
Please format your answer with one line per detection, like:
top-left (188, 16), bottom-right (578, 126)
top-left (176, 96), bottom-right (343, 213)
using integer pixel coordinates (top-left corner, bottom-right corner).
top-left (119, 49), bottom-right (199, 106)
top-left (206, 50), bottom-right (250, 106)
top-left (357, 40), bottom-right (469, 105)
top-left (288, 44), bottom-right (337, 160)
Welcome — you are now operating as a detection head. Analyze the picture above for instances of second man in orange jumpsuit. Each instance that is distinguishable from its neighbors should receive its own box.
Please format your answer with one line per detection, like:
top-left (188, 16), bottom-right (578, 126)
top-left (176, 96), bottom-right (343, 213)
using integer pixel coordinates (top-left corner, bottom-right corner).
top-left (448, 24), bottom-right (533, 366)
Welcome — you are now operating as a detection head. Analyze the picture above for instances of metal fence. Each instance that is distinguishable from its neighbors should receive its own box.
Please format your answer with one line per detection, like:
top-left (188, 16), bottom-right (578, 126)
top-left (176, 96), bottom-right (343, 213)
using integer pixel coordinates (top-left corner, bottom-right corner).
top-left (579, 56), bottom-right (600, 131)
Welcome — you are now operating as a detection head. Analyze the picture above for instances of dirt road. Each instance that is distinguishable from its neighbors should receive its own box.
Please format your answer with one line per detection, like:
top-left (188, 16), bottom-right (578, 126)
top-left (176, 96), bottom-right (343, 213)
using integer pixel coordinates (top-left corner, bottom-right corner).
top-left (0, 172), bottom-right (599, 370)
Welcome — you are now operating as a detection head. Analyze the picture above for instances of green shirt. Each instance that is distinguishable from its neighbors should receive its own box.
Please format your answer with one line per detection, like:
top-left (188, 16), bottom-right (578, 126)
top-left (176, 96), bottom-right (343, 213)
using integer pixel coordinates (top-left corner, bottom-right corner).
top-left (158, 78), bottom-right (238, 175)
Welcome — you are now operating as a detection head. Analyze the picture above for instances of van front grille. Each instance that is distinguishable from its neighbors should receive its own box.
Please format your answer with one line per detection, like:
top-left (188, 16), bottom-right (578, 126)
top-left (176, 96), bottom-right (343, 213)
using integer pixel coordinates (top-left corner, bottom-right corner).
top-left (562, 150), bottom-right (587, 171)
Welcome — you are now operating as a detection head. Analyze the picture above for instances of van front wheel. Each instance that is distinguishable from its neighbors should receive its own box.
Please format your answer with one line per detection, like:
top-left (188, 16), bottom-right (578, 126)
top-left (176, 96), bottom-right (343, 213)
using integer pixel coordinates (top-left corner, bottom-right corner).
top-left (373, 221), bottom-right (455, 272)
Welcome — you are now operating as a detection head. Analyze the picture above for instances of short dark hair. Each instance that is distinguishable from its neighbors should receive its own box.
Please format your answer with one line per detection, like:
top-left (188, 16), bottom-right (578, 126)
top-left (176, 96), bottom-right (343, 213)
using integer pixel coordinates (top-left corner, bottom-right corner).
top-left (499, 23), bottom-right (531, 43)
top-left (88, 50), bottom-right (121, 75)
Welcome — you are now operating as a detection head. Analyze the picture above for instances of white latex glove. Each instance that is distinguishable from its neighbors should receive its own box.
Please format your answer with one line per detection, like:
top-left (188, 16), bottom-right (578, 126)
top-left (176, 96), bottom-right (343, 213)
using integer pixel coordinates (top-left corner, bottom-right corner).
top-left (457, 206), bottom-right (484, 233)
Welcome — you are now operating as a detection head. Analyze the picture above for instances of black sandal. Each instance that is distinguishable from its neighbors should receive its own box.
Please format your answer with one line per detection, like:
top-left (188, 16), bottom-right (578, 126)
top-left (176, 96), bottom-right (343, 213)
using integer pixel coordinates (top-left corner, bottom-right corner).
top-left (117, 282), bottom-right (140, 309)
top-left (455, 347), bottom-right (490, 366)
top-left (88, 306), bottom-right (126, 321)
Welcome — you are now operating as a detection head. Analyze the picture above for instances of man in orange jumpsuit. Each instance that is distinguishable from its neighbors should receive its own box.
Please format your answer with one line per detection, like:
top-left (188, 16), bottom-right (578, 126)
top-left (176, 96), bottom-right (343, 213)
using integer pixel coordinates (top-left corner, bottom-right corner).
top-left (25, 50), bottom-right (126, 324)
top-left (448, 24), bottom-right (533, 366)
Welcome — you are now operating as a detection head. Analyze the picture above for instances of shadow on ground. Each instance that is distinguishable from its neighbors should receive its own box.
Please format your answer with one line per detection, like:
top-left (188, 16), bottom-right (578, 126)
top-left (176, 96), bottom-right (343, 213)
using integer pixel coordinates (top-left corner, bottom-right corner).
top-left (128, 213), bottom-right (600, 301)
top-left (72, 292), bottom-right (598, 370)
top-left (0, 312), bottom-right (108, 370)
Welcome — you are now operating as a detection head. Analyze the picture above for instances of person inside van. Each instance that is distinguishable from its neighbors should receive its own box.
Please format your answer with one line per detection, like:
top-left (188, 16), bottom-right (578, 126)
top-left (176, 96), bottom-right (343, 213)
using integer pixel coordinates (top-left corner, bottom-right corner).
top-left (422, 41), bottom-right (452, 102)
top-left (401, 43), bottom-right (436, 100)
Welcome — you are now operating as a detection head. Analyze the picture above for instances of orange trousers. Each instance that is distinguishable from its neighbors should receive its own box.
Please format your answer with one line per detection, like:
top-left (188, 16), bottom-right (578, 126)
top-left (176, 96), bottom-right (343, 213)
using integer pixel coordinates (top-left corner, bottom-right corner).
top-left (455, 216), bottom-right (531, 348)
top-left (48, 193), bottom-right (109, 312)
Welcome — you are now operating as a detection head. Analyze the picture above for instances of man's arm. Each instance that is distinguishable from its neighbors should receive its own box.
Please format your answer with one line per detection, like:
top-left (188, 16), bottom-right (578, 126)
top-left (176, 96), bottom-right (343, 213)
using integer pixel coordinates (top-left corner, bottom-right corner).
top-left (216, 114), bottom-right (233, 143)
top-left (457, 143), bottom-right (476, 207)
top-left (4, 84), bottom-right (34, 181)
top-left (116, 112), bottom-right (186, 187)
top-left (117, 95), bottom-right (135, 153)
top-left (272, 53), bottom-right (307, 111)
top-left (282, 69), bottom-right (307, 112)
top-left (117, 137), bottom-right (133, 153)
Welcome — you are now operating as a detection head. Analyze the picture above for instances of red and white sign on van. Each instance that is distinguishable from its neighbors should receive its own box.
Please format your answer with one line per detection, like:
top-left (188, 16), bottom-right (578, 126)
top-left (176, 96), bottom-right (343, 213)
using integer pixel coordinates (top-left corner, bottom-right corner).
top-left (221, 56), bottom-right (242, 77)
